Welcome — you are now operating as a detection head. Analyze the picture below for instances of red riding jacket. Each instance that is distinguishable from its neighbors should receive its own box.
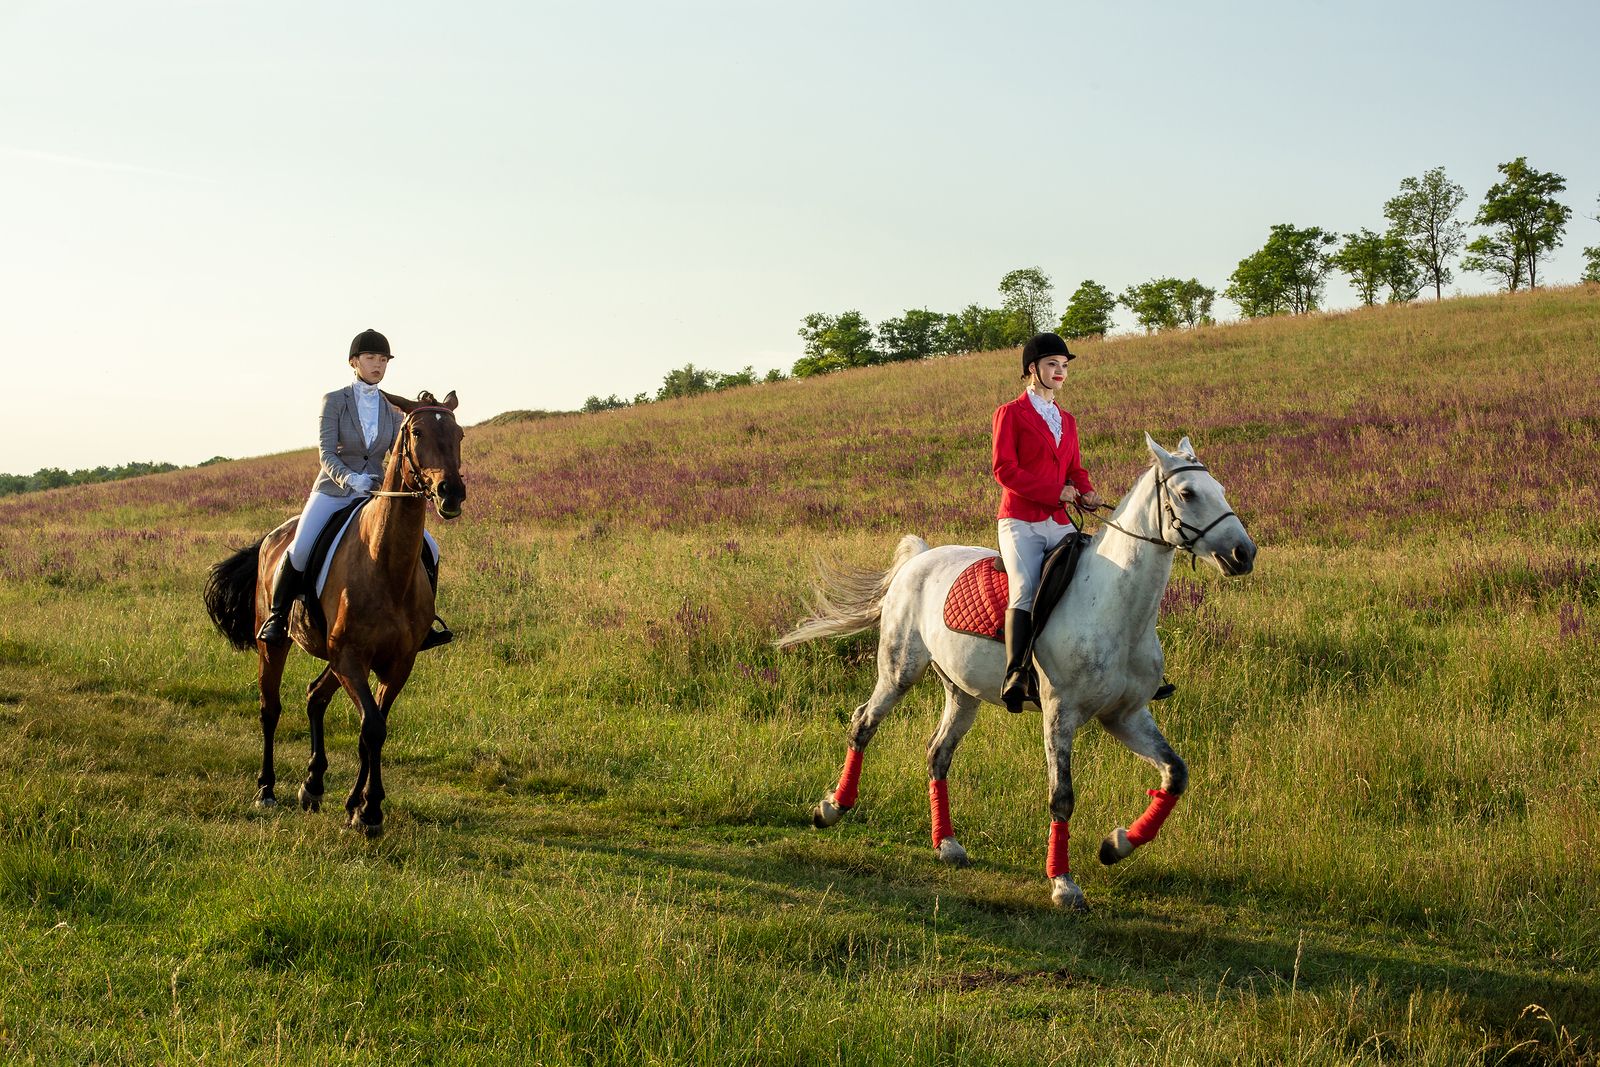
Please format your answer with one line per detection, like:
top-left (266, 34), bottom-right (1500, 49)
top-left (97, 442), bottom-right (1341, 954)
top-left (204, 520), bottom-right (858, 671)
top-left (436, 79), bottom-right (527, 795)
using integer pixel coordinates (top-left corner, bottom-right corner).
top-left (991, 392), bottom-right (1095, 523)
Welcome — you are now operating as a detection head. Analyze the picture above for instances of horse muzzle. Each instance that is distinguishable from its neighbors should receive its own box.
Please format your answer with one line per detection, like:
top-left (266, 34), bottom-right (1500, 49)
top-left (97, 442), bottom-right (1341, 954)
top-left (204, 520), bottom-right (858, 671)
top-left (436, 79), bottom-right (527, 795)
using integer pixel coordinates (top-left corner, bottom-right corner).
top-left (432, 479), bottom-right (467, 520)
top-left (1211, 538), bottom-right (1256, 576)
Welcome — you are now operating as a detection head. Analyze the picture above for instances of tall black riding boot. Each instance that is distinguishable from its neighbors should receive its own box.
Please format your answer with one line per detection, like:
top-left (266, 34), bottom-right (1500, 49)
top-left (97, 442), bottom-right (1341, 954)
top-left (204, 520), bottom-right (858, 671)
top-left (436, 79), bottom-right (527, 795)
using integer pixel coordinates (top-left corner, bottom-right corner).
top-left (418, 550), bottom-right (453, 651)
top-left (255, 558), bottom-right (302, 646)
top-left (1001, 608), bottom-right (1036, 713)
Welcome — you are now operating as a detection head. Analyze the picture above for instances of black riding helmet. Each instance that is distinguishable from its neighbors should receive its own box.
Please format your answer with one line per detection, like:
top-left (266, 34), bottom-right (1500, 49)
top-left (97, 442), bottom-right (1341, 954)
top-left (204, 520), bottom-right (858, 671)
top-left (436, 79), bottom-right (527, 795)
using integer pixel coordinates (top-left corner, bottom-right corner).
top-left (349, 328), bottom-right (391, 359)
top-left (1020, 332), bottom-right (1075, 377)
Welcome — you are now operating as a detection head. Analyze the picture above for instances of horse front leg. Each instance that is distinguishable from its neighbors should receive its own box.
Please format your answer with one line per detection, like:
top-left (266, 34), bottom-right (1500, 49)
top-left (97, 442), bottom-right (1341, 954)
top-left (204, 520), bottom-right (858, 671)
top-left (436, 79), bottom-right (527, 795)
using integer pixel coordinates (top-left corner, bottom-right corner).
top-left (362, 658), bottom-right (414, 830)
top-left (925, 682), bottom-right (981, 866)
top-left (1043, 699), bottom-right (1090, 911)
top-left (336, 666), bottom-right (386, 836)
top-left (253, 642), bottom-right (289, 808)
top-left (299, 666), bottom-right (340, 812)
top-left (1097, 706), bottom-right (1187, 866)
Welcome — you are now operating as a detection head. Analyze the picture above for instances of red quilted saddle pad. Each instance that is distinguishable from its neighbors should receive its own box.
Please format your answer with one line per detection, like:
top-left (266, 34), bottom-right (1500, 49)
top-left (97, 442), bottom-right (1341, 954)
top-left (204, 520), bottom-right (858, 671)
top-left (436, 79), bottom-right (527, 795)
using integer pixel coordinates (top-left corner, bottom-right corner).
top-left (943, 556), bottom-right (1009, 641)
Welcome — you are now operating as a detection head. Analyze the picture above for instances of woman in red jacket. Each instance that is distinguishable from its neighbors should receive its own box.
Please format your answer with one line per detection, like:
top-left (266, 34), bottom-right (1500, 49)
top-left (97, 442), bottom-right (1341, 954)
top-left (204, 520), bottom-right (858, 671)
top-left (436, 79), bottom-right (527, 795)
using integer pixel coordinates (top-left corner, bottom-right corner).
top-left (991, 332), bottom-right (1100, 711)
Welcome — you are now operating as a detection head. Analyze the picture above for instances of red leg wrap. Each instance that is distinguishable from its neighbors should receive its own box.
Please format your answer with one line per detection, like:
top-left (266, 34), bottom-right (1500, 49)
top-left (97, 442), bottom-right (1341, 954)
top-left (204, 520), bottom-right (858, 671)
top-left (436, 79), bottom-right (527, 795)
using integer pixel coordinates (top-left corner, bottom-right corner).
top-left (833, 749), bottom-right (863, 809)
top-left (1046, 820), bottom-right (1070, 878)
top-left (929, 779), bottom-right (953, 847)
top-left (1126, 788), bottom-right (1179, 847)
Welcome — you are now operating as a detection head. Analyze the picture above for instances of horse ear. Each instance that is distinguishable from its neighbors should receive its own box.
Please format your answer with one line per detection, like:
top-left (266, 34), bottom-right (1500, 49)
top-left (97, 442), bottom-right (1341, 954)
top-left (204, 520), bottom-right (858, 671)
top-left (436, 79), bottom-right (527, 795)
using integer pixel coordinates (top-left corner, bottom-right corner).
top-left (1176, 435), bottom-right (1195, 458)
top-left (382, 391), bottom-right (418, 413)
top-left (440, 390), bottom-right (459, 411)
top-left (1145, 432), bottom-right (1173, 465)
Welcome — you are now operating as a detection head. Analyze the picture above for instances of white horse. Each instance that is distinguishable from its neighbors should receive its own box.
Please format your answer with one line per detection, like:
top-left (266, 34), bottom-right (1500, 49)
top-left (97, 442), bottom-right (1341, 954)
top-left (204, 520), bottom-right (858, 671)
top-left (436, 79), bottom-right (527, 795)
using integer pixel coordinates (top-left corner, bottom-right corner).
top-left (777, 434), bottom-right (1257, 910)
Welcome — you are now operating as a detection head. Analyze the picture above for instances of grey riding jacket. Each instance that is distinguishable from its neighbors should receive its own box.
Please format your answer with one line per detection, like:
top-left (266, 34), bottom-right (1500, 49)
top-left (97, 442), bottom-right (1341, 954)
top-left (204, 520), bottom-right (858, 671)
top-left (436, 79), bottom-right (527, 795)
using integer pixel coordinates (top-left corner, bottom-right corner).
top-left (312, 384), bottom-right (401, 498)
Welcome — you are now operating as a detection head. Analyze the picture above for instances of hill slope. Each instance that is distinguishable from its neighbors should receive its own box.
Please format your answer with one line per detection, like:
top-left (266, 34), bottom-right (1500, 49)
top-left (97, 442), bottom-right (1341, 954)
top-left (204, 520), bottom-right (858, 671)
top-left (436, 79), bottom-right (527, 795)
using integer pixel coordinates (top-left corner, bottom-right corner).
top-left (1, 287), bottom-right (1597, 1064)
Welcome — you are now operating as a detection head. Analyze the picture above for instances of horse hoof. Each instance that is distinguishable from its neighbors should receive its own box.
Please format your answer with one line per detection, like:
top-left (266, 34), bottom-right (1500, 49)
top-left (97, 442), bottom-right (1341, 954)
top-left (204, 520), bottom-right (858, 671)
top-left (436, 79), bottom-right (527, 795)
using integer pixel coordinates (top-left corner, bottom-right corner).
top-left (254, 792), bottom-right (277, 810)
top-left (936, 838), bottom-right (971, 867)
top-left (347, 814), bottom-right (383, 838)
top-left (1098, 827), bottom-right (1135, 866)
top-left (812, 794), bottom-right (850, 829)
top-left (298, 785), bottom-right (322, 813)
top-left (1050, 876), bottom-right (1090, 912)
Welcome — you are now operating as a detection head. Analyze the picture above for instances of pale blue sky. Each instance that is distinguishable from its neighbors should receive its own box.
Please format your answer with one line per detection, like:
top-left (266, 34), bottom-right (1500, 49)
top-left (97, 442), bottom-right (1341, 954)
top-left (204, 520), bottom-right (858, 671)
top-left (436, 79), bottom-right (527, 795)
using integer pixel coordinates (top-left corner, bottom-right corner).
top-left (3, 0), bottom-right (1597, 472)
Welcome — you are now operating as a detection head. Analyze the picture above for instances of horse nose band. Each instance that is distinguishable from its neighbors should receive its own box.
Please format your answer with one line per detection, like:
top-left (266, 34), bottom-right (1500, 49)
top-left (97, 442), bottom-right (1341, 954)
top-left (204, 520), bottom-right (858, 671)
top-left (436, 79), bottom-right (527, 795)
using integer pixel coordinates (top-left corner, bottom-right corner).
top-left (1156, 464), bottom-right (1238, 557)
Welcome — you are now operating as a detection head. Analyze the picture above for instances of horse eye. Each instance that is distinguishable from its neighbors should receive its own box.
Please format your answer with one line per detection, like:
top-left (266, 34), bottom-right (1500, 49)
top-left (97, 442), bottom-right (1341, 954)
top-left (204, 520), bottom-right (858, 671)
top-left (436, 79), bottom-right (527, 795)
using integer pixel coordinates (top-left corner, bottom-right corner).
top-left (1179, 487), bottom-right (1194, 499)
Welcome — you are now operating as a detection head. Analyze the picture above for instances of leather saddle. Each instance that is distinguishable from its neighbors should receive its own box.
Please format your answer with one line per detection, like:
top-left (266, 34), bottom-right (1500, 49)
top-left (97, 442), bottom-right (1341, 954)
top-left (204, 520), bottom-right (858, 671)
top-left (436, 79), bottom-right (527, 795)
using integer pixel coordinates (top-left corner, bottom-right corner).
top-left (943, 530), bottom-right (1094, 642)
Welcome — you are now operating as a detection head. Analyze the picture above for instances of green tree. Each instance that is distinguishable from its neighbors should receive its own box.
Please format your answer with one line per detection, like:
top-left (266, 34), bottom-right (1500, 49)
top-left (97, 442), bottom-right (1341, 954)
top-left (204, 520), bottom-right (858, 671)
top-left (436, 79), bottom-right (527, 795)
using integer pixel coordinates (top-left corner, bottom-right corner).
top-left (1120, 279), bottom-right (1181, 332)
top-left (1383, 167), bottom-right (1467, 301)
top-left (943, 304), bottom-right (1028, 353)
top-left (713, 366), bottom-right (758, 390)
top-left (1468, 156), bottom-right (1570, 290)
top-left (656, 364), bottom-right (720, 400)
top-left (878, 308), bottom-right (953, 362)
top-left (998, 268), bottom-right (1054, 336)
top-left (1058, 280), bottom-right (1117, 339)
top-left (1171, 279), bottom-right (1217, 326)
top-left (1460, 234), bottom-right (1522, 291)
top-left (1333, 229), bottom-right (1419, 306)
top-left (583, 394), bottom-right (632, 412)
top-left (793, 311), bottom-right (879, 377)
top-left (1225, 224), bottom-right (1338, 318)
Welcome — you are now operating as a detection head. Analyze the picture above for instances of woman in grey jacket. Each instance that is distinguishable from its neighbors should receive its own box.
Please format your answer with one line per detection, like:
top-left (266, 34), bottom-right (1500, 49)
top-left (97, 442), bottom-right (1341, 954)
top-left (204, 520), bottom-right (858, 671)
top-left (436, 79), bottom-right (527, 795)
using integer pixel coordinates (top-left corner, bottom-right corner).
top-left (255, 328), bottom-right (449, 648)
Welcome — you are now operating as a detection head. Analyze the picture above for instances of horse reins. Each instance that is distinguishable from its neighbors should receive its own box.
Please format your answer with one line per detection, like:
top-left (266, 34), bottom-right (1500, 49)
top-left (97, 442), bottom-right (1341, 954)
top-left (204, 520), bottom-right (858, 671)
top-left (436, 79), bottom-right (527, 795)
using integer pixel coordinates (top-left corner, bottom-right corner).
top-left (367, 406), bottom-right (455, 501)
top-left (1075, 462), bottom-right (1237, 562)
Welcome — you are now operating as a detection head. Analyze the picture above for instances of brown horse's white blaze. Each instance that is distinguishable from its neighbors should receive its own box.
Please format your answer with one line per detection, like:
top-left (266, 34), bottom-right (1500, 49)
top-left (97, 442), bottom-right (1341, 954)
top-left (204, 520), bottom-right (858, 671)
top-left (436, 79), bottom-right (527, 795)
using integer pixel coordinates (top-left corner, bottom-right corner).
top-left (204, 390), bottom-right (466, 836)
top-left (779, 435), bottom-right (1256, 910)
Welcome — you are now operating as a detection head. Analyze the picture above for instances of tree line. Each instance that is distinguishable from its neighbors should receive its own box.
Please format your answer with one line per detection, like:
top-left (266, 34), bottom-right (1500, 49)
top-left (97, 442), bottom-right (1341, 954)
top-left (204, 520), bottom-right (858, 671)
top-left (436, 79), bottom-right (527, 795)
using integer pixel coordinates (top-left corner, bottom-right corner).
top-left (0, 457), bottom-right (229, 497)
top-left (780, 157), bottom-right (1600, 380)
top-left (585, 156), bottom-right (1597, 409)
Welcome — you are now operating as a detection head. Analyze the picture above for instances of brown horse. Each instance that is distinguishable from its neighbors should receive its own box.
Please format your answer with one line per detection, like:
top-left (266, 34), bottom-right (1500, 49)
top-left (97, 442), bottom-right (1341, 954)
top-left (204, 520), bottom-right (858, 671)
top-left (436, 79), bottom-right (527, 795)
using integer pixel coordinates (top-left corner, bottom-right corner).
top-left (205, 390), bottom-right (467, 835)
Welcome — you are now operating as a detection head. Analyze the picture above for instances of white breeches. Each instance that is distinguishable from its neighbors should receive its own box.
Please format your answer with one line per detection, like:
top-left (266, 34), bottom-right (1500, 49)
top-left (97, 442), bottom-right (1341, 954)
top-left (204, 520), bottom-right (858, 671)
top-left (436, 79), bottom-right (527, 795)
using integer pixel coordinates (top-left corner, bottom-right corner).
top-left (998, 517), bottom-right (1076, 612)
top-left (287, 490), bottom-right (439, 572)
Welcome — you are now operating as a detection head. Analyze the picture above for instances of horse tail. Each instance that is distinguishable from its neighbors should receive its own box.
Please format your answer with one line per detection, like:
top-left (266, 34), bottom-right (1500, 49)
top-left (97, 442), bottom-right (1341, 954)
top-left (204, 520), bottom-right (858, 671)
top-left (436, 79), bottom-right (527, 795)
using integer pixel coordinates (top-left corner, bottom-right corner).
top-left (775, 534), bottom-right (929, 649)
top-left (204, 538), bottom-right (264, 651)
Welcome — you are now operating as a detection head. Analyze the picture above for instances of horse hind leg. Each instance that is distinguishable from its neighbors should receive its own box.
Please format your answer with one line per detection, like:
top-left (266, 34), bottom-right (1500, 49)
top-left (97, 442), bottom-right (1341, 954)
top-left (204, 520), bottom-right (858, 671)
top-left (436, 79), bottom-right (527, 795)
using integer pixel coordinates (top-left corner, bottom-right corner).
top-left (926, 681), bottom-right (981, 866)
top-left (253, 642), bottom-right (290, 808)
top-left (1097, 706), bottom-right (1187, 866)
top-left (813, 628), bottom-right (931, 829)
top-left (298, 666), bottom-right (339, 812)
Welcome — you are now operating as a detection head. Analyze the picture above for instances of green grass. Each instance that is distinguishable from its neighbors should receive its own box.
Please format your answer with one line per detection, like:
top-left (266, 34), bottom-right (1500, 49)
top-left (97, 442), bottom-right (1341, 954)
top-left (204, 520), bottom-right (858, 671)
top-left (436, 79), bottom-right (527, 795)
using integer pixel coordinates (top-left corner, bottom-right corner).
top-left (1, 288), bottom-right (1598, 1063)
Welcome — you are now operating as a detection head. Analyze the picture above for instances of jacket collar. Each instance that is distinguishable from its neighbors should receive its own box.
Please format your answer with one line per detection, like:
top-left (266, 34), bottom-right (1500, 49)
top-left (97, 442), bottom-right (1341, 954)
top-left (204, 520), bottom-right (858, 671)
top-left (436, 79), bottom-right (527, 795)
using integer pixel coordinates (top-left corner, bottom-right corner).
top-left (1014, 390), bottom-right (1064, 452)
top-left (341, 383), bottom-right (396, 450)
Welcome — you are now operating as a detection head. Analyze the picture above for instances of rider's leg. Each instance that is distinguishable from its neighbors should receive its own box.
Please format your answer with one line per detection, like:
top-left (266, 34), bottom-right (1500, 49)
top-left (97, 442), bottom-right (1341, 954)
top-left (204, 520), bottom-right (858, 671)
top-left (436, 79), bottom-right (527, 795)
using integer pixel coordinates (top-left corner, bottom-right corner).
top-left (418, 531), bottom-right (452, 650)
top-left (999, 518), bottom-right (1049, 712)
top-left (258, 491), bottom-right (347, 644)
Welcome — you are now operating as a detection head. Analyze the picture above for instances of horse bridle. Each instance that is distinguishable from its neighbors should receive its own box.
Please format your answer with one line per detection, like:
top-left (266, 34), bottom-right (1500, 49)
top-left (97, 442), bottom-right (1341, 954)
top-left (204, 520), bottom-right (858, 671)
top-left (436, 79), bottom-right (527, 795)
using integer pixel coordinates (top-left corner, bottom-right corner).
top-left (367, 406), bottom-right (455, 502)
top-left (1088, 462), bottom-right (1237, 558)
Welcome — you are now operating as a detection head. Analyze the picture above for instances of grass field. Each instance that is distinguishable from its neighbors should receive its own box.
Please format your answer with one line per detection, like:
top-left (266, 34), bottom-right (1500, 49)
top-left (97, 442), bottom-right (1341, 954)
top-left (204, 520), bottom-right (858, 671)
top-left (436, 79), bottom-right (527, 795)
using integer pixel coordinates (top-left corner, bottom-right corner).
top-left (2, 287), bottom-right (1598, 1064)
